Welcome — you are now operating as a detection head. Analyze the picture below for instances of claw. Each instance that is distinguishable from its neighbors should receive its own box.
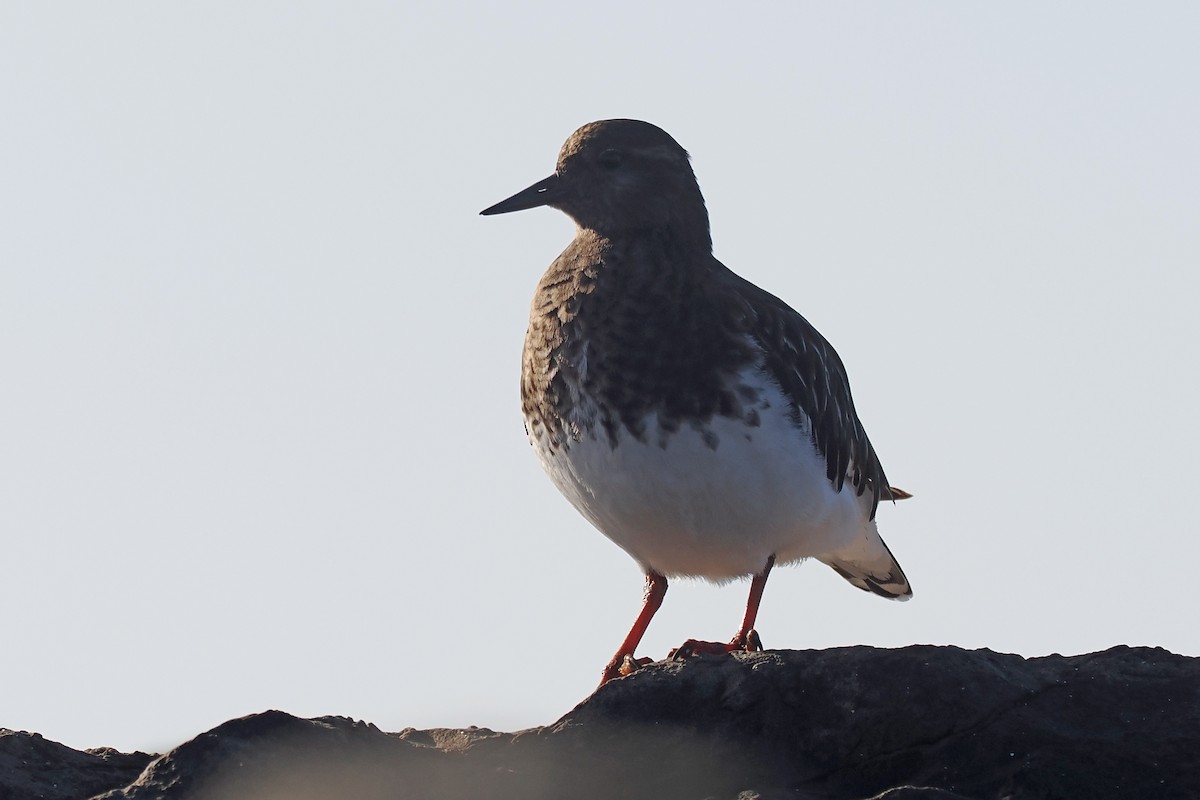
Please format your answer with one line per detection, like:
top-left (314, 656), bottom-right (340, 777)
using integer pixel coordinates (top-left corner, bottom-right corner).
top-left (618, 654), bottom-right (652, 677)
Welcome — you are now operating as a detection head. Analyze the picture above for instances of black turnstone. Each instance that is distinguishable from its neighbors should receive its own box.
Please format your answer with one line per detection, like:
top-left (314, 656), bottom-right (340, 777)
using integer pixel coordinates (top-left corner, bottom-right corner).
top-left (481, 119), bottom-right (912, 685)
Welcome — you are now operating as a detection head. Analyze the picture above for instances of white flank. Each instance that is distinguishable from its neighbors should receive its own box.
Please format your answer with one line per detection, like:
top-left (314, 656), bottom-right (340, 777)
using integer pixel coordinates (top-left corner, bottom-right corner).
top-left (530, 366), bottom-right (890, 581)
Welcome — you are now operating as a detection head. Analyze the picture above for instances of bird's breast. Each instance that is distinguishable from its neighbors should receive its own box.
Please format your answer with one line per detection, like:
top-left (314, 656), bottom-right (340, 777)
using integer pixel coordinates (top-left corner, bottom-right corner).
top-left (525, 366), bottom-right (873, 578)
top-left (521, 280), bottom-right (759, 451)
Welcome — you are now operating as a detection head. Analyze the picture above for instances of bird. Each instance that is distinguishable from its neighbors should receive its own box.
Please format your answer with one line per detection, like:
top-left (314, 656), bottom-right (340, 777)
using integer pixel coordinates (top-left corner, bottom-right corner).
top-left (481, 119), bottom-right (912, 686)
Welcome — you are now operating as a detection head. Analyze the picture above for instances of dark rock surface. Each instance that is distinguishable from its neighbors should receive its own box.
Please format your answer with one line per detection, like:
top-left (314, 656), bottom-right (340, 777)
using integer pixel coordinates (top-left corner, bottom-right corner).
top-left (0, 728), bottom-right (152, 800)
top-left (6, 645), bottom-right (1198, 800)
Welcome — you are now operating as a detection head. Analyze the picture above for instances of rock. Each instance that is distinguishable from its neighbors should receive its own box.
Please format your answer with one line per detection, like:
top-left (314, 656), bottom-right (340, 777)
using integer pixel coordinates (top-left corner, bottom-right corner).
top-left (0, 728), bottom-right (152, 800)
top-left (7, 645), bottom-right (1198, 799)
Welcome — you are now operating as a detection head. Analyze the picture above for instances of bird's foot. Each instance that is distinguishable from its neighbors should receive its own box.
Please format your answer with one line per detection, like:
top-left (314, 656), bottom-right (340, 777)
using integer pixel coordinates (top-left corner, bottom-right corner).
top-left (669, 629), bottom-right (763, 661)
top-left (599, 653), bottom-right (653, 686)
top-left (738, 629), bottom-right (764, 652)
top-left (667, 639), bottom-right (728, 660)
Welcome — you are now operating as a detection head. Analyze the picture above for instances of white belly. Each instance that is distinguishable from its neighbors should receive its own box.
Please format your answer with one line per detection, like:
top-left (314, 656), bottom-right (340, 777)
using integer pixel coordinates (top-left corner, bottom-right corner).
top-left (529, 376), bottom-right (872, 579)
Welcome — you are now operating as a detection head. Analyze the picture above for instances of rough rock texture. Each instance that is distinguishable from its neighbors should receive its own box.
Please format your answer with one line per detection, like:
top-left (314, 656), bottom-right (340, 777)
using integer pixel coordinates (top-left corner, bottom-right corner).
top-left (0, 729), bottom-right (152, 800)
top-left (5, 645), bottom-right (1198, 800)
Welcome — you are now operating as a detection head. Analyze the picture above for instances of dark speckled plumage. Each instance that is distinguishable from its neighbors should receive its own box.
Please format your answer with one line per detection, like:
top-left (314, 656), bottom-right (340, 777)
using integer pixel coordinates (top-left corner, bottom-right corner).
top-left (481, 120), bottom-right (912, 683)
top-left (505, 120), bottom-right (894, 519)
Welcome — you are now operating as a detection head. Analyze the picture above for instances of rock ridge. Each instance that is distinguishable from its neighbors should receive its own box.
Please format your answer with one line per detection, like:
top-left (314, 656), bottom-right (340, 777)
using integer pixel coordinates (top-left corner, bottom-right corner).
top-left (3, 645), bottom-right (1196, 800)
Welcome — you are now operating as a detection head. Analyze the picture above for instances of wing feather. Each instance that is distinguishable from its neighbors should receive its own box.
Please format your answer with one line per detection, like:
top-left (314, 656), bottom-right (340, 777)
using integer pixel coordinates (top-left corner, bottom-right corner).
top-left (715, 264), bottom-right (893, 519)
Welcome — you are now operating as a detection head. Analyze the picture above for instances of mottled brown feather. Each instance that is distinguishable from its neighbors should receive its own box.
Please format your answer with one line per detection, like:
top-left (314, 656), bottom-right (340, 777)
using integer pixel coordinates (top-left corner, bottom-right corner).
top-left (515, 119), bottom-right (896, 521)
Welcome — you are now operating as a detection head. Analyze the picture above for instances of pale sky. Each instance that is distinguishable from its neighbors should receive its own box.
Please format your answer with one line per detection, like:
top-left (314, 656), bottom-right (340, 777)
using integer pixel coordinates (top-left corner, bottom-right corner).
top-left (2, 3), bottom-right (1198, 753)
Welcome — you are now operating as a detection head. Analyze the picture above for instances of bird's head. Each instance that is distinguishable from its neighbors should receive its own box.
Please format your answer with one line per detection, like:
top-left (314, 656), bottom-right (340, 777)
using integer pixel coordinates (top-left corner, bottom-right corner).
top-left (482, 119), bottom-right (711, 246)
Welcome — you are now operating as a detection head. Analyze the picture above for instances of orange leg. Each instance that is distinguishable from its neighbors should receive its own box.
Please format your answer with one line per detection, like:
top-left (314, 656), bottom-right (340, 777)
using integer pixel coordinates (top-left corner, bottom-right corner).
top-left (671, 555), bottom-right (776, 659)
top-left (599, 571), bottom-right (668, 686)
top-left (731, 554), bottom-right (775, 649)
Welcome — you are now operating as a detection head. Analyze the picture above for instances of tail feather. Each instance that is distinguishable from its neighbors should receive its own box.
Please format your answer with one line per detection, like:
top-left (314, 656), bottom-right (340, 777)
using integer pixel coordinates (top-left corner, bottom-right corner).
top-left (819, 525), bottom-right (912, 601)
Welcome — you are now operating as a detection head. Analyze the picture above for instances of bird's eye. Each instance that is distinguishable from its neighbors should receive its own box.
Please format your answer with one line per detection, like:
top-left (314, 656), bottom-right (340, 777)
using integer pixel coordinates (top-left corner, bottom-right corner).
top-left (597, 149), bottom-right (623, 170)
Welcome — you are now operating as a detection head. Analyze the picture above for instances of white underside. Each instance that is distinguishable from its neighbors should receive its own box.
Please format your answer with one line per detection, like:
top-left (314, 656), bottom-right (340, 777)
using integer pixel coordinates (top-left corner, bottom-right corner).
top-left (530, 371), bottom-right (886, 580)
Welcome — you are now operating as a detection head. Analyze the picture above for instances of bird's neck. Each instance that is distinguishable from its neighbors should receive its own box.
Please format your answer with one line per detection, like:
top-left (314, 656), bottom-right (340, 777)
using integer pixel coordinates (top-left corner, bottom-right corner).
top-left (578, 223), bottom-right (713, 276)
top-left (579, 205), bottom-right (712, 255)
top-left (543, 229), bottom-right (710, 326)
top-left (532, 226), bottom-right (733, 369)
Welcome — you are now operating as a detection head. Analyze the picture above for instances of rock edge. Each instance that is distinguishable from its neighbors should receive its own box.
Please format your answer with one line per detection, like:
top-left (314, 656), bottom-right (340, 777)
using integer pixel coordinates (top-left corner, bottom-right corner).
top-left (4, 645), bottom-right (1197, 800)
